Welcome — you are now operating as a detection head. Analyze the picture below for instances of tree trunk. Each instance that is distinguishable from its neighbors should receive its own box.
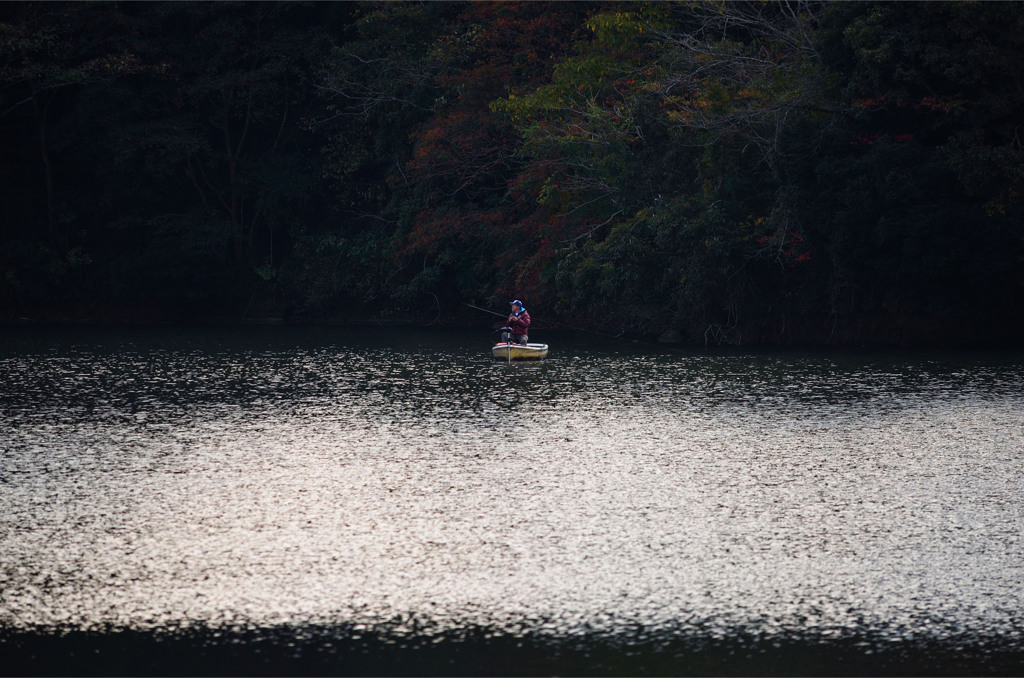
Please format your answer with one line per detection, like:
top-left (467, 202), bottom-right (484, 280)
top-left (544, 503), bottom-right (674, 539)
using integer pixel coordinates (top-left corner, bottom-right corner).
top-left (30, 82), bottom-right (57, 243)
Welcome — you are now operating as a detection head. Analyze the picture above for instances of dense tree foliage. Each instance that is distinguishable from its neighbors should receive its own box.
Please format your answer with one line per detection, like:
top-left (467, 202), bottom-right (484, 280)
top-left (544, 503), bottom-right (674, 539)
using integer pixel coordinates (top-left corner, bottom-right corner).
top-left (1, 1), bottom-right (1021, 345)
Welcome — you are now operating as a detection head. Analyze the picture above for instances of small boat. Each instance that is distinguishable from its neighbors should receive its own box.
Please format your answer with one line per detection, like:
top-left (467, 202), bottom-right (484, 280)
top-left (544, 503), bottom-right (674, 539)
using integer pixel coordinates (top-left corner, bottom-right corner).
top-left (492, 342), bottom-right (549, 360)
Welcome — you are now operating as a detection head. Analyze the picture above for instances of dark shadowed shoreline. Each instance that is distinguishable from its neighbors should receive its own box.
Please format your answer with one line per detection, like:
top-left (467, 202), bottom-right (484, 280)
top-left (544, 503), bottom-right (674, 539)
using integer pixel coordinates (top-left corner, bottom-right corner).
top-left (2, 624), bottom-right (1023, 676)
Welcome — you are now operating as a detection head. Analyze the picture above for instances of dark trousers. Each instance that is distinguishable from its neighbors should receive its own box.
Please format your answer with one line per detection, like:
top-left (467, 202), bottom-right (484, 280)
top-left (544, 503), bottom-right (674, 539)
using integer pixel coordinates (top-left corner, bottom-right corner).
top-left (501, 331), bottom-right (528, 345)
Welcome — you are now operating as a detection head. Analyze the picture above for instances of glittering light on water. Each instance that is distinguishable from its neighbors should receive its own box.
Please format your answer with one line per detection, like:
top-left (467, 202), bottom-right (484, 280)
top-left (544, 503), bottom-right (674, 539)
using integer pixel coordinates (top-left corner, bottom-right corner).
top-left (0, 329), bottom-right (1022, 655)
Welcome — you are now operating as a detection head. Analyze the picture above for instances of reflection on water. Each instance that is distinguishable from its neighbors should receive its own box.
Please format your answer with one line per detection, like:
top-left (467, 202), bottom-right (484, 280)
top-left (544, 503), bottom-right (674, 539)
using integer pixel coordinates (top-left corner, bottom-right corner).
top-left (1, 327), bottom-right (1022, 673)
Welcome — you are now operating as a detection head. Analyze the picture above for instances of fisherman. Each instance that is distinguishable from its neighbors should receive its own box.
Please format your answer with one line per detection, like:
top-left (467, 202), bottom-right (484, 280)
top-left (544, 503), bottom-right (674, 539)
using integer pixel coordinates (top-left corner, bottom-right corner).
top-left (504, 300), bottom-right (530, 345)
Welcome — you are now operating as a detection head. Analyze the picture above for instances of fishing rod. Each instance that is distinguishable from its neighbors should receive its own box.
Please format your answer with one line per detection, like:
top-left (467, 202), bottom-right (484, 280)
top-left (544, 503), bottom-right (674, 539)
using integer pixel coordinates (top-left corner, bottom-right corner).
top-left (464, 303), bottom-right (521, 363)
top-left (464, 301), bottom-right (597, 330)
top-left (461, 302), bottom-right (506, 318)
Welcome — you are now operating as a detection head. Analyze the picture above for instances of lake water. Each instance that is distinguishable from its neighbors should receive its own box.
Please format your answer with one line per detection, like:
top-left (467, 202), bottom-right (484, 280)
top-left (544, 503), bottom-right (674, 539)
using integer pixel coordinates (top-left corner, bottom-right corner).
top-left (1, 326), bottom-right (1022, 675)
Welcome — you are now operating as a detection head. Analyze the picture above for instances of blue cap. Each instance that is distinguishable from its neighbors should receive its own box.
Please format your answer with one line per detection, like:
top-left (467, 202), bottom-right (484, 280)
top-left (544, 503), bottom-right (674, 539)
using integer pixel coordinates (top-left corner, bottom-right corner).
top-left (510, 300), bottom-right (523, 307)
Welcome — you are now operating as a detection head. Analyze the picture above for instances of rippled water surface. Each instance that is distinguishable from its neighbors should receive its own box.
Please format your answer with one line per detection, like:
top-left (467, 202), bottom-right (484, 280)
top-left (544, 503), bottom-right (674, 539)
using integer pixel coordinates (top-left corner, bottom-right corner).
top-left (1, 327), bottom-right (1022, 673)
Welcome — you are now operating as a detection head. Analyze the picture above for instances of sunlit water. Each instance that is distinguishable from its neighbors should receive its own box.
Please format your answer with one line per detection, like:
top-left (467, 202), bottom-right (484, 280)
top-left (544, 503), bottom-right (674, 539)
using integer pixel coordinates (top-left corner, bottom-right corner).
top-left (1, 327), bottom-right (1022, 671)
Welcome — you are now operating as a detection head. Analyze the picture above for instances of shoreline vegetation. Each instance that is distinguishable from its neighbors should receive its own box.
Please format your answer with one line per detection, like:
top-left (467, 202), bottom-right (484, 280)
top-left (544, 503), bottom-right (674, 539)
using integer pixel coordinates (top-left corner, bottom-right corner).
top-left (2, 2), bottom-right (1023, 350)
top-left (2, 305), bottom-right (1021, 349)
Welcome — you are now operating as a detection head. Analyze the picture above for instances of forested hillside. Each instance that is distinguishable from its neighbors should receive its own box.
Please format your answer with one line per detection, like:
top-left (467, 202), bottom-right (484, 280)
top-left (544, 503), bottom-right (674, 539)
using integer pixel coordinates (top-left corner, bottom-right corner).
top-left (2, 1), bottom-right (1022, 345)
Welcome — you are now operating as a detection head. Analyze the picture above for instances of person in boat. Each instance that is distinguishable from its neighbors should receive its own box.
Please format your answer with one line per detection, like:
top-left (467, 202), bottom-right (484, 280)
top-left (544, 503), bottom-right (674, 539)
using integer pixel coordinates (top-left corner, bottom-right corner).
top-left (503, 300), bottom-right (530, 345)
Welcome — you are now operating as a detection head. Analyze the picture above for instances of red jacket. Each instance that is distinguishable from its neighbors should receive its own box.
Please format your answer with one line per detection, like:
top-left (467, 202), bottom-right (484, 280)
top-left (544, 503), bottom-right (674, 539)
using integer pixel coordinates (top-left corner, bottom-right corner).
top-left (507, 309), bottom-right (530, 336)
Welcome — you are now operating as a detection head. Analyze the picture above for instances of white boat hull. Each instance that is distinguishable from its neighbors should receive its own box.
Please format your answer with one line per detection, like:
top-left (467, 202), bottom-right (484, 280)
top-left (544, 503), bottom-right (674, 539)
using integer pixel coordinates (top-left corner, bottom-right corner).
top-left (492, 342), bottom-right (549, 360)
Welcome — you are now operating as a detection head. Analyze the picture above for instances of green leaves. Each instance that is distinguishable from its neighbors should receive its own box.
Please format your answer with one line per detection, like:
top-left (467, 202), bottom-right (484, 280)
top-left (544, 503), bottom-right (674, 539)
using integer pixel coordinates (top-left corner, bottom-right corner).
top-left (1, 1), bottom-right (1022, 340)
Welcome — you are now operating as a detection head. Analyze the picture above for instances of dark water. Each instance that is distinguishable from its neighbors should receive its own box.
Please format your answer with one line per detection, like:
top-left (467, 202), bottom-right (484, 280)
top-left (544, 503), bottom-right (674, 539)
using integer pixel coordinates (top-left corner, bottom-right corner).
top-left (1, 326), bottom-right (1022, 675)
